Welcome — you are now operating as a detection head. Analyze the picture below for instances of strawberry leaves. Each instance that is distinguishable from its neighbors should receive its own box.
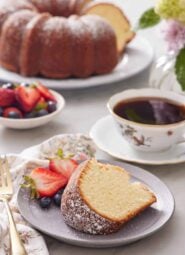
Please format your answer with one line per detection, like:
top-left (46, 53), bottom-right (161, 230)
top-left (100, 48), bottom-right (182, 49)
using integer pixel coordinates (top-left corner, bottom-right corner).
top-left (21, 175), bottom-right (39, 199)
top-left (57, 148), bottom-right (64, 158)
top-left (21, 168), bottom-right (67, 198)
top-left (21, 148), bottom-right (79, 199)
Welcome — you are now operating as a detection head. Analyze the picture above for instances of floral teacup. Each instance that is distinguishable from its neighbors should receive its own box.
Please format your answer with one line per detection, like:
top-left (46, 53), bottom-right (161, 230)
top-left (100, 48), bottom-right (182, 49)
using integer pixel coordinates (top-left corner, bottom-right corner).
top-left (108, 88), bottom-right (185, 152)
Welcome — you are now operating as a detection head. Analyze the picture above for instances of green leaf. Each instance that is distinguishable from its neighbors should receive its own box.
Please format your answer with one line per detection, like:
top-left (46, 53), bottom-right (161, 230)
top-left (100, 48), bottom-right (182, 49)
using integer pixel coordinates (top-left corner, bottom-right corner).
top-left (175, 48), bottom-right (185, 90)
top-left (57, 148), bottom-right (64, 159)
top-left (138, 8), bottom-right (161, 29)
top-left (21, 176), bottom-right (39, 199)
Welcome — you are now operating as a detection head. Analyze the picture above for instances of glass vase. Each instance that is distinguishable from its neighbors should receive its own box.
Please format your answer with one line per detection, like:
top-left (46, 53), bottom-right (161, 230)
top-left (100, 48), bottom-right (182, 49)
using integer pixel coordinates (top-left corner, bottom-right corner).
top-left (149, 51), bottom-right (183, 93)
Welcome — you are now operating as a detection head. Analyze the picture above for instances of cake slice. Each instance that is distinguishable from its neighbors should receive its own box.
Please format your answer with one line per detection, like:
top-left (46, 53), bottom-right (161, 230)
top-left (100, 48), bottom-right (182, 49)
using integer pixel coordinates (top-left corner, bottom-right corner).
top-left (61, 159), bottom-right (156, 235)
top-left (82, 2), bottom-right (135, 54)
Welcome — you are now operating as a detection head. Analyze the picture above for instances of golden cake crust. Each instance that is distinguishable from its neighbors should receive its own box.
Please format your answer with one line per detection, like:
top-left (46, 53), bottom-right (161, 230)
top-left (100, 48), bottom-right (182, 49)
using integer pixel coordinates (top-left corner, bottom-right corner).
top-left (61, 160), bottom-right (157, 235)
top-left (62, 161), bottom-right (122, 235)
top-left (0, 0), bottom-right (119, 79)
top-left (81, 2), bottom-right (136, 54)
top-left (20, 13), bottom-right (51, 76)
top-left (0, 10), bottom-right (37, 72)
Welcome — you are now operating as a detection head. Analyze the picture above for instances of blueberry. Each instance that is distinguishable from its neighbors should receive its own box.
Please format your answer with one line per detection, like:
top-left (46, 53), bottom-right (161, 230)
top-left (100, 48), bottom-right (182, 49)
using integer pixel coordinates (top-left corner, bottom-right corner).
top-left (39, 197), bottom-right (52, 209)
top-left (58, 189), bottom-right (64, 195)
top-left (2, 83), bottom-right (15, 90)
top-left (0, 107), bottom-right (3, 117)
top-left (25, 111), bottom-right (37, 119)
top-left (21, 83), bottom-right (30, 87)
top-left (53, 192), bottom-right (62, 207)
top-left (8, 111), bottom-right (22, 119)
top-left (47, 101), bottom-right (57, 113)
top-left (36, 109), bottom-right (49, 117)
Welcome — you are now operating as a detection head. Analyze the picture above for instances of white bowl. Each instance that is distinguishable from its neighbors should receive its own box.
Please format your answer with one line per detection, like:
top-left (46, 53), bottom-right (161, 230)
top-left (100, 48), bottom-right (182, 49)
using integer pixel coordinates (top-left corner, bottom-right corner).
top-left (0, 90), bottom-right (65, 129)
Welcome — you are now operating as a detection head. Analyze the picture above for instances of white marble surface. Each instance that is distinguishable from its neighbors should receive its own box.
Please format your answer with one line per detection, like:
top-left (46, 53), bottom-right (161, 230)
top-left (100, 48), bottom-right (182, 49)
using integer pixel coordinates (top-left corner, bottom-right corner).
top-left (1, 0), bottom-right (185, 254)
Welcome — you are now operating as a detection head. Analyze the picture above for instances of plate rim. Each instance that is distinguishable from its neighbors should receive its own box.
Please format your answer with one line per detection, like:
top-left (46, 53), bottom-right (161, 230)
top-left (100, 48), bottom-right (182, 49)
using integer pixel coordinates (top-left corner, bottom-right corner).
top-left (0, 35), bottom-right (153, 90)
top-left (90, 115), bottom-right (185, 166)
top-left (17, 160), bottom-right (175, 248)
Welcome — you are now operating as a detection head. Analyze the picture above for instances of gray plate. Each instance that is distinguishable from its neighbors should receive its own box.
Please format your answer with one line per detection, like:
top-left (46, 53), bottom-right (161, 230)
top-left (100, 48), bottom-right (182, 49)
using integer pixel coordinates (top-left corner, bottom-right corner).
top-left (17, 160), bottom-right (174, 248)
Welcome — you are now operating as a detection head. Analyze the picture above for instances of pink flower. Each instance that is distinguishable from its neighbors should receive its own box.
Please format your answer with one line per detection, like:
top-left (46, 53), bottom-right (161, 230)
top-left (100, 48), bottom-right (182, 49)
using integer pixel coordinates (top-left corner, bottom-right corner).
top-left (162, 20), bottom-right (185, 53)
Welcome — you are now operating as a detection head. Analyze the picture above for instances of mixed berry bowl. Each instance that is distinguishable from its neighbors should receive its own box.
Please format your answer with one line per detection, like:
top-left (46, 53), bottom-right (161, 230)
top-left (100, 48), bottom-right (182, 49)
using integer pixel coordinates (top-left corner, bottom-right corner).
top-left (0, 82), bottom-right (65, 129)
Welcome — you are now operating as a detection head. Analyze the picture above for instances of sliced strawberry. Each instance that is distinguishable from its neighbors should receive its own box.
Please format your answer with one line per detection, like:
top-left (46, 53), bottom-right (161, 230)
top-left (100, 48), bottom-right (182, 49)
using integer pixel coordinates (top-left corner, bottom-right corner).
top-left (22, 168), bottom-right (67, 198)
top-left (3, 107), bottom-right (23, 118)
top-left (15, 86), bottom-right (40, 112)
top-left (49, 159), bottom-right (78, 180)
top-left (0, 88), bottom-right (15, 107)
top-left (36, 82), bottom-right (56, 101)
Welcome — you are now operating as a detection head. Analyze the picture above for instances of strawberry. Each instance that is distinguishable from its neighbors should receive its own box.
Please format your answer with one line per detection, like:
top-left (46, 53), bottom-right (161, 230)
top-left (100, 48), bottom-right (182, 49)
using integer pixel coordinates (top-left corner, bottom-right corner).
top-left (34, 97), bottom-right (47, 111)
top-left (22, 168), bottom-right (67, 198)
top-left (3, 107), bottom-right (23, 118)
top-left (15, 86), bottom-right (40, 112)
top-left (49, 158), bottom-right (78, 180)
top-left (0, 88), bottom-right (15, 107)
top-left (36, 82), bottom-right (56, 101)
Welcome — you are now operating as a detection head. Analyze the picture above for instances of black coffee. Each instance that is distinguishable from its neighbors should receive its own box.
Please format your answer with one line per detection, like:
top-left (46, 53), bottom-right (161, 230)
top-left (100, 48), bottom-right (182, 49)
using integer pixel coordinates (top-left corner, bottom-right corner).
top-left (113, 97), bottom-right (185, 125)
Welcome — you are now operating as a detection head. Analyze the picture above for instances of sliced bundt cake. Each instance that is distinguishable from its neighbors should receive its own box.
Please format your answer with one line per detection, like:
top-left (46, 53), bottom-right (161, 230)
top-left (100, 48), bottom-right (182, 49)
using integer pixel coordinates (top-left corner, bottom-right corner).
top-left (0, 0), bottom-right (134, 79)
top-left (0, 0), bottom-right (117, 78)
top-left (61, 159), bottom-right (156, 235)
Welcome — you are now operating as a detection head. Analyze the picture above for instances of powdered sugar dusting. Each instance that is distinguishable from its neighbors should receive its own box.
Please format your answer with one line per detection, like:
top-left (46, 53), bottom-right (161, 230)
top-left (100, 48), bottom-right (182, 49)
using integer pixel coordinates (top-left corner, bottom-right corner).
top-left (42, 16), bottom-right (67, 33)
top-left (0, 0), bottom-right (35, 13)
top-left (0, 0), bottom-right (36, 32)
top-left (68, 15), bottom-right (91, 37)
top-left (5, 9), bottom-right (36, 28)
top-left (81, 15), bottom-right (115, 39)
top-left (61, 161), bottom-right (121, 235)
top-left (0, 0), bottom-right (117, 79)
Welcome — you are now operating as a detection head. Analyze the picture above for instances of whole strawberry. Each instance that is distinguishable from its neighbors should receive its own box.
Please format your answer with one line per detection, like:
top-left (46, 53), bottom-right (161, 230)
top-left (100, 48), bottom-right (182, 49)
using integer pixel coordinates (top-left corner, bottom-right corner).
top-left (0, 88), bottom-right (15, 107)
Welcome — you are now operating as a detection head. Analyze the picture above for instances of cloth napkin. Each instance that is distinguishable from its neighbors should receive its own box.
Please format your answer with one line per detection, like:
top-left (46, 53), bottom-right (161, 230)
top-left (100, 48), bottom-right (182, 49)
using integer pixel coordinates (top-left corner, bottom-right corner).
top-left (0, 134), bottom-right (96, 255)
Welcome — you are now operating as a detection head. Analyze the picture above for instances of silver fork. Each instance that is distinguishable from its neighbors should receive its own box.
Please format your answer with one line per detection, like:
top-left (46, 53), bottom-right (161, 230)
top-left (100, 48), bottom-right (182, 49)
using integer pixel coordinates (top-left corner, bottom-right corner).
top-left (0, 157), bottom-right (27, 255)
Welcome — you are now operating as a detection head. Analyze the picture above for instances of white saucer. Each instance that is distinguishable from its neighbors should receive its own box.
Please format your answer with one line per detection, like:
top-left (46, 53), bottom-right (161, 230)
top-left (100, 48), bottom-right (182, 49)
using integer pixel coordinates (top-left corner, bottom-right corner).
top-left (0, 35), bottom-right (153, 90)
top-left (90, 115), bottom-right (185, 165)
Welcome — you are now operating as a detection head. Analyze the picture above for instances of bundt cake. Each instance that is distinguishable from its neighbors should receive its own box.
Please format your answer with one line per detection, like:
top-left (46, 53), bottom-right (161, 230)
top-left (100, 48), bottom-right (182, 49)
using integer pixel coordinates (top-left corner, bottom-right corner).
top-left (0, 0), bottom-right (121, 79)
top-left (61, 159), bottom-right (156, 235)
top-left (82, 2), bottom-right (135, 54)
